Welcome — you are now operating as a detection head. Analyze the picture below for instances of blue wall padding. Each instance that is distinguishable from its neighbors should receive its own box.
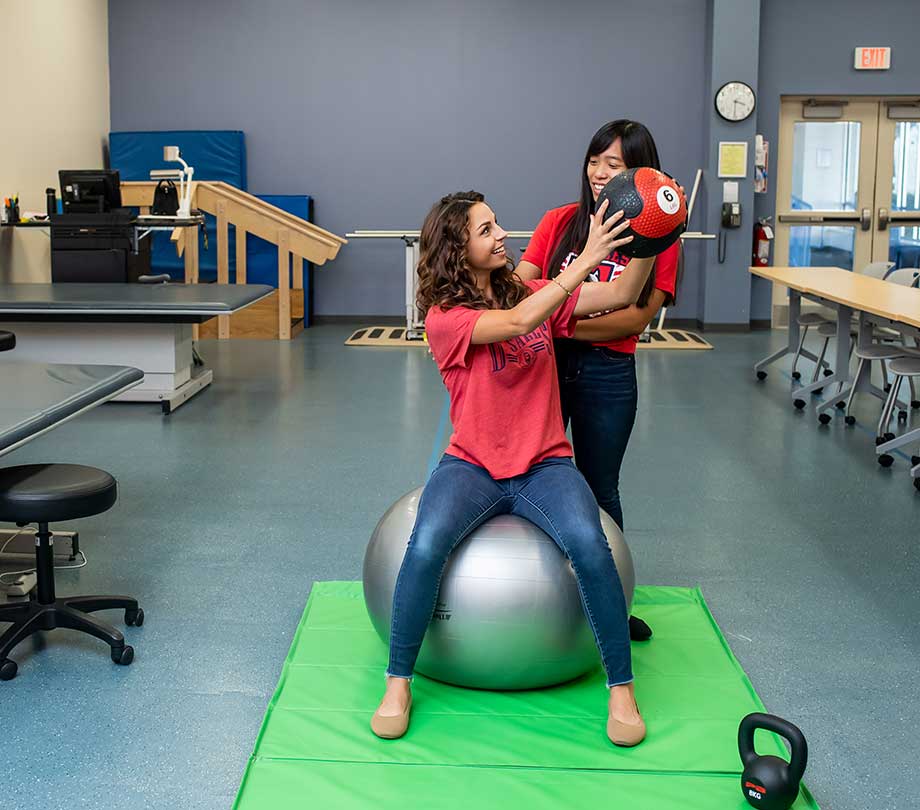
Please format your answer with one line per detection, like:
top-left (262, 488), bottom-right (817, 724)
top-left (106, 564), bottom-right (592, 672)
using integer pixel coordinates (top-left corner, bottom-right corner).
top-left (109, 130), bottom-right (246, 280)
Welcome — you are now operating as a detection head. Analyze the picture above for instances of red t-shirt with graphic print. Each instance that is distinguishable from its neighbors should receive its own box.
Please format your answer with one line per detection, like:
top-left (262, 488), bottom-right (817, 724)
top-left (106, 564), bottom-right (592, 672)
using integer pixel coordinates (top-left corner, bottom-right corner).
top-left (425, 279), bottom-right (582, 479)
top-left (521, 203), bottom-right (679, 353)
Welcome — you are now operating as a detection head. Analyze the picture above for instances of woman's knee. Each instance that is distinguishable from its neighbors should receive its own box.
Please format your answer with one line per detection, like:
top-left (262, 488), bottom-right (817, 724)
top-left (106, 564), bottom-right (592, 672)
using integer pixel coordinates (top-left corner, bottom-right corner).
top-left (564, 526), bottom-right (614, 567)
top-left (405, 522), bottom-right (455, 570)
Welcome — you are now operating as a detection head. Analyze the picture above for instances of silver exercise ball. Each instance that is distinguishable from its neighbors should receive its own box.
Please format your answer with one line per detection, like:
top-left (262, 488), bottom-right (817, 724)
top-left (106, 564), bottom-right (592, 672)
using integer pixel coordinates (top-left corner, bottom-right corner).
top-left (363, 487), bottom-right (634, 690)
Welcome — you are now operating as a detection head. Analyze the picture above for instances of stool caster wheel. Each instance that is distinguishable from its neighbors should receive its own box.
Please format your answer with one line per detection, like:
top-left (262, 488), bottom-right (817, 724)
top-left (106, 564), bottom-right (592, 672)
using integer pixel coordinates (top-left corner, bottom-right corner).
top-left (878, 454), bottom-right (894, 468)
top-left (793, 399), bottom-right (806, 410)
top-left (912, 400), bottom-right (920, 409)
top-left (885, 432), bottom-right (896, 442)
top-left (792, 371), bottom-right (801, 380)
top-left (845, 415), bottom-right (856, 426)
top-left (915, 478), bottom-right (920, 492)
top-left (112, 645), bottom-right (134, 666)
top-left (898, 411), bottom-right (908, 423)
top-left (0, 659), bottom-right (17, 681)
top-left (912, 456), bottom-right (920, 466)
top-left (823, 369), bottom-right (834, 377)
top-left (875, 436), bottom-right (886, 446)
top-left (756, 371), bottom-right (767, 381)
top-left (818, 413), bottom-right (832, 425)
top-left (884, 384), bottom-right (892, 393)
top-left (836, 401), bottom-right (846, 409)
top-left (125, 608), bottom-right (144, 627)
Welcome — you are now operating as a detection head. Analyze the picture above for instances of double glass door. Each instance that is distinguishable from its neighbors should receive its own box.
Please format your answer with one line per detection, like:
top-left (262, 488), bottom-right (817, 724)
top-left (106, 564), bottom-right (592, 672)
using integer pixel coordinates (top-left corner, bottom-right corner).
top-left (773, 96), bottom-right (920, 317)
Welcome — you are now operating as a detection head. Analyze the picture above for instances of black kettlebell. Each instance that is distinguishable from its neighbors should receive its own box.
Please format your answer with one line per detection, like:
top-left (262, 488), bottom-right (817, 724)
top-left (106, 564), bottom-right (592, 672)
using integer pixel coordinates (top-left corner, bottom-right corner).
top-left (738, 713), bottom-right (808, 810)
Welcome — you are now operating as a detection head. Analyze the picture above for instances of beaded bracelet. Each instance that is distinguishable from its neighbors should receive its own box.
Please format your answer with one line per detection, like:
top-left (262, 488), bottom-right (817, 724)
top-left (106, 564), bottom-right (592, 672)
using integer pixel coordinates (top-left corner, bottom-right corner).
top-left (552, 278), bottom-right (572, 297)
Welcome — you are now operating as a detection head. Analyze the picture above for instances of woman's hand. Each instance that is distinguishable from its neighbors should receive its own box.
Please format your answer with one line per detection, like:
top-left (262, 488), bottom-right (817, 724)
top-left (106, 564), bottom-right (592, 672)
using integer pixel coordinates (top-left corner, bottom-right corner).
top-left (581, 200), bottom-right (633, 268)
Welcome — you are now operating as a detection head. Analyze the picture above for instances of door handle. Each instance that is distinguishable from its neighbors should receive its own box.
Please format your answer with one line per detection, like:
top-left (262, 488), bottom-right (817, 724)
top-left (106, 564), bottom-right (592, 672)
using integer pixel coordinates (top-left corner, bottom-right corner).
top-left (878, 208), bottom-right (889, 231)
top-left (860, 208), bottom-right (872, 231)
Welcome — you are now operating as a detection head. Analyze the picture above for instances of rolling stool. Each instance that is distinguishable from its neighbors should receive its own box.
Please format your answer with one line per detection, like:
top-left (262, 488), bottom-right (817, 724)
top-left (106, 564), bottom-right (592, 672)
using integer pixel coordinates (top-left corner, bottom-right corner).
top-left (0, 464), bottom-right (143, 680)
top-left (790, 312), bottom-right (833, 381)
top-left (877, 357), bottom-right (920, 474)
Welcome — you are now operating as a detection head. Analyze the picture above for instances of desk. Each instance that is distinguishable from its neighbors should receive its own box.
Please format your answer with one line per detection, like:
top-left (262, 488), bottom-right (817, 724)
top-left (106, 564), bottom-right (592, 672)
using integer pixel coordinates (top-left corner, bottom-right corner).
top-left (0, 283), bottom-right (272, 413)
top-left (1, 213), bottom-right (205, 255)
top-left (751, 265), bottom-right (920, 486)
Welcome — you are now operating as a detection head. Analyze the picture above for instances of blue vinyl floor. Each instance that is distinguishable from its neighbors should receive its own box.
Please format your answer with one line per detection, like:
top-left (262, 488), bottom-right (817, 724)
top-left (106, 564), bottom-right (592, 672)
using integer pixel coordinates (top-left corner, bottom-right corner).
top-left (1, 324), bottom-right (918, 809)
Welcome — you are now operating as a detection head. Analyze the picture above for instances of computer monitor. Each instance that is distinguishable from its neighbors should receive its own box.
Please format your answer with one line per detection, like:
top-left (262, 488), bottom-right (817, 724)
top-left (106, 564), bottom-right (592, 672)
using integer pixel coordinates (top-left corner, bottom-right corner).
top-left (59, 169), bottom-right (122, 214)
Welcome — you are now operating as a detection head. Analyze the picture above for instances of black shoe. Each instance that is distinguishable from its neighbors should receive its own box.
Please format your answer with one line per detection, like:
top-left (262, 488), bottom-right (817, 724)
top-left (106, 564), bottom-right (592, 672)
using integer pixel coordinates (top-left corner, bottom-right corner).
top-left (629, 615), bottom-right (652, 641)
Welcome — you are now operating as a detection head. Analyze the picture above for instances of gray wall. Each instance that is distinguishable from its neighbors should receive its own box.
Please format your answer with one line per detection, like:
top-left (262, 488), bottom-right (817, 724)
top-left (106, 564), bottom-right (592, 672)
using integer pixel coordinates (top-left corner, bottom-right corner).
top-left (108, 0), bottom-right (708, 319)
top-left (752, 0), bottom-right (920, 320)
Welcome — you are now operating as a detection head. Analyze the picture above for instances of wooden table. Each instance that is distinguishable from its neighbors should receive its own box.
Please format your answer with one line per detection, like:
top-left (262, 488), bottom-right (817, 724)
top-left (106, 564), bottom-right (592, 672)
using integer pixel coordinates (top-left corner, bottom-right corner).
top-left (751, 265), bottom-right (920, 486)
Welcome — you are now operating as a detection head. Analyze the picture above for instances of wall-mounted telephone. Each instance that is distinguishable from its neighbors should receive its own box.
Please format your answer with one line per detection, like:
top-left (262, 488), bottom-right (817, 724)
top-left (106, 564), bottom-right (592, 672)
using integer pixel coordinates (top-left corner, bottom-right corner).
top-left (718, 181), bottom-right (741, 263)
top-left (721, 202), bottom-right (742, 228)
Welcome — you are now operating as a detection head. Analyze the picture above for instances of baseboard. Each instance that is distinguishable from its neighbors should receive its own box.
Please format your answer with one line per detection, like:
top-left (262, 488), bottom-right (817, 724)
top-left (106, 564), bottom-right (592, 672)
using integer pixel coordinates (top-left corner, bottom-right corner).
top-left (314, 315), bottom-right (405, 326)
top-left (699, 322), bottom-right (752, 333)
top-left (660, 318), bottom-right (702, 331)
top-left (750, 319), bottom-right (772, 330)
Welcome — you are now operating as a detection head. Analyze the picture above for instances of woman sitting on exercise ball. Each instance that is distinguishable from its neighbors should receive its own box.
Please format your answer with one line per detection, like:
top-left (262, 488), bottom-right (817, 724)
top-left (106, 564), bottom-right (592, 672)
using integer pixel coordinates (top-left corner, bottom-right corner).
top-left (516, 120), bottom-right (683, 643)
top-left (372, 189), bottom-right (662, 747)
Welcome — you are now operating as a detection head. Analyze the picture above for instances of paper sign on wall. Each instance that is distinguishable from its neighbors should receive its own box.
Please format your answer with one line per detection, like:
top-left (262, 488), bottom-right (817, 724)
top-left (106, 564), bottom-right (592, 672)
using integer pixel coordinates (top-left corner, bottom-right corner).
top-left (718, 142), bottom-right (748, 178)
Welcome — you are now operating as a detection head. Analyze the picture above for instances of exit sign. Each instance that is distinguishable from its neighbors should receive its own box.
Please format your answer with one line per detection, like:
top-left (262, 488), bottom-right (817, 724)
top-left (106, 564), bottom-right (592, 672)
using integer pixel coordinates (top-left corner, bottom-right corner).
top-left (854, 47), bottom-right (891, 70)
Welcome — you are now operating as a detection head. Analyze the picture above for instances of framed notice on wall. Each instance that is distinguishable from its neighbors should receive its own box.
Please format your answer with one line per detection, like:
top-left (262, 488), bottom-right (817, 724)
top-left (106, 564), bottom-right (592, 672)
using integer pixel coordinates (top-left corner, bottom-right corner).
top-left (718, 142), bottom-right (748, 178)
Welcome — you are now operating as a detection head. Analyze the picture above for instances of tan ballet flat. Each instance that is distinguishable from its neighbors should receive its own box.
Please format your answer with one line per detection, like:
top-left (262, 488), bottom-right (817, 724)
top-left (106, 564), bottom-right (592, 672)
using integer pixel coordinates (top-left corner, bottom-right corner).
top-left (371, 695), bottom-right (412, 739)
top-left (607, 710), bottom-right (646, 747)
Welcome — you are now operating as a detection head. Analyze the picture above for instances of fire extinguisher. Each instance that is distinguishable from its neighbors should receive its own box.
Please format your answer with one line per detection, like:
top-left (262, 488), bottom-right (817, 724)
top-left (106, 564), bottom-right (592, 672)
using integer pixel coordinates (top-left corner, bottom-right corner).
top-left (752, 217), bottom-right (774, 266)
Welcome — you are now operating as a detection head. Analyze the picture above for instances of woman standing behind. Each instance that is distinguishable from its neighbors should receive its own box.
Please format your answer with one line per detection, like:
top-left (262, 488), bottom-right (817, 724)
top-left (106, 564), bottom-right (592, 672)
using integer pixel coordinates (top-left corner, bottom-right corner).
top-left (517, 120), bottom-right (682, 642)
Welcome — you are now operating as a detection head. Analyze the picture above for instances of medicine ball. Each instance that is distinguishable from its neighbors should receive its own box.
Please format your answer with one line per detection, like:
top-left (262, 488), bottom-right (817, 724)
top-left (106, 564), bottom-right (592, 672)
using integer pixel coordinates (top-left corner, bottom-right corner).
top-left (596, 167), bottom-right (687, 258)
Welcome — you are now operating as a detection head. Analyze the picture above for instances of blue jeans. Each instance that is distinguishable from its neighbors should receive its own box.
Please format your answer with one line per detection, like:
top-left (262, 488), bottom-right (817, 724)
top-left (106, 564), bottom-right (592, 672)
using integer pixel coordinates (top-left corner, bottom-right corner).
top-left (556, 340), bottom-right (638, 530)
top-left (388, 454), bottom-right (633, 687)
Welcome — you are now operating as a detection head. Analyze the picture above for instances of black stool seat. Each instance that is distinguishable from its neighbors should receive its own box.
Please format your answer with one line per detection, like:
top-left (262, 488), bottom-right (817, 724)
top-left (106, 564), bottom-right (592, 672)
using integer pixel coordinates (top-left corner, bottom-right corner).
top-left (0, 331), bottom-right (14, 352)
top-left (0, 464), bottom-right (117, 524)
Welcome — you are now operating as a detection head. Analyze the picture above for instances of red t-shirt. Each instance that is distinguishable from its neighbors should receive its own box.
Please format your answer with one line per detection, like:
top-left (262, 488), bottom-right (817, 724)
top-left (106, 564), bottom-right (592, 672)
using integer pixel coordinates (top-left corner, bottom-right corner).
top-left (425, 279), bottom-right (582, 479)
top-left (521, 203), bottom-right (679, 353)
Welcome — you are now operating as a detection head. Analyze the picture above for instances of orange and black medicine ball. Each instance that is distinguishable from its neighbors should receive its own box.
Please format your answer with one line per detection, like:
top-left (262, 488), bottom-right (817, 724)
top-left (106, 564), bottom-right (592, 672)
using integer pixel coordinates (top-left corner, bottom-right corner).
top-left (596, 168), bottom-right (687, 258)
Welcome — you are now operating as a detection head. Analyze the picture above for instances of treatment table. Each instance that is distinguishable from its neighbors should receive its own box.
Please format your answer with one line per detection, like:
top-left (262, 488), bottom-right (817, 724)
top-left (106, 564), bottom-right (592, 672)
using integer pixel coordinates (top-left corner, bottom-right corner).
top-left (0, 283), bottom-right (272, 413)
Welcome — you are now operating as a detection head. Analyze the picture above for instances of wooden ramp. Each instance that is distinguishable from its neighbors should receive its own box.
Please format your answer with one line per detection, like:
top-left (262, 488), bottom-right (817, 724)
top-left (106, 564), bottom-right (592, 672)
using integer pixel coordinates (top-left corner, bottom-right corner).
top-left (121, 181), bottom-right (346, 341)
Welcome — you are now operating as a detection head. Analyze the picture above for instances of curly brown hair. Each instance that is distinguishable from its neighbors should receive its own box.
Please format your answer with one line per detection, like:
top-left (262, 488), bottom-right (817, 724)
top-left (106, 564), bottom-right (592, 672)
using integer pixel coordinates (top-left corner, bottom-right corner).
top-left (416, 191), bottom-right (529, 316)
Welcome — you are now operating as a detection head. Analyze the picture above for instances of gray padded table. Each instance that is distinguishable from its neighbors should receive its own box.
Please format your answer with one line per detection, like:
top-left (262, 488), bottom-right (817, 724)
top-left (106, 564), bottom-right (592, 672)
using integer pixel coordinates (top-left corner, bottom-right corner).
top-left (0, 363), bottom-right (143, 457)
top-left (0, 283), bottom-right (272, 414)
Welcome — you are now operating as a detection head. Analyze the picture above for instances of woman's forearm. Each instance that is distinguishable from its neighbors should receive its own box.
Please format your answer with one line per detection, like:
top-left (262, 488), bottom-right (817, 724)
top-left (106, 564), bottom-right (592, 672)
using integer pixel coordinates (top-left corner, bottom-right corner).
top-left (602, 256), bottom-right (655, 308)
top-left (572, 256), bottom-right (655, 316)
top-left (507, 253), bottom-right (598, 334)
top-left (574, 288), bottom-right (668, 341)
top-left (573, 309), bottom-right (647, 341)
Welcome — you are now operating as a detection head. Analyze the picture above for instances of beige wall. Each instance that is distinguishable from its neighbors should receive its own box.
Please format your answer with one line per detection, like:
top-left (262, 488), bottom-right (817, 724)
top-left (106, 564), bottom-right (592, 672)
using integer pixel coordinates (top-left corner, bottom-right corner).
top-left (0, 0), bottom-right (110, 281)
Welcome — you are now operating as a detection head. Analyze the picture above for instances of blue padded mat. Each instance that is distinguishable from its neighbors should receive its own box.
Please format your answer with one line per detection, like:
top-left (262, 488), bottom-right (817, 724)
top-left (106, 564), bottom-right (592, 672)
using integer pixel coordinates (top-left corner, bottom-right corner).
top-left (110, 130), bottom-right (246, 280)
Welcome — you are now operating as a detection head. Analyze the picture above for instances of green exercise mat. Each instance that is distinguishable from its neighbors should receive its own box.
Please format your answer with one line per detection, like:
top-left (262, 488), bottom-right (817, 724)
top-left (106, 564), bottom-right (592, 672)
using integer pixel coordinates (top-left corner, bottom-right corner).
top-left (234, 582), bottom-right (819, 810)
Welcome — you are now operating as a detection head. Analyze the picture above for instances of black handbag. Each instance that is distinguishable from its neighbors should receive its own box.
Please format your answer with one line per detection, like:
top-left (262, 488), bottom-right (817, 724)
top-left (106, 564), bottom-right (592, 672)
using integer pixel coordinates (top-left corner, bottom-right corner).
top-left (151, 179), bottom-right (180, 216)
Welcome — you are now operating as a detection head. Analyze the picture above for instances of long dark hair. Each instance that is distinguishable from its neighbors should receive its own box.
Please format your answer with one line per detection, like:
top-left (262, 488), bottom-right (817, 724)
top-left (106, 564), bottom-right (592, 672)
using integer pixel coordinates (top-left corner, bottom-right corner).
top-left (546, 119), bottom-right (683, 307)
top-left (416, 191), bottom-right (528, 316)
